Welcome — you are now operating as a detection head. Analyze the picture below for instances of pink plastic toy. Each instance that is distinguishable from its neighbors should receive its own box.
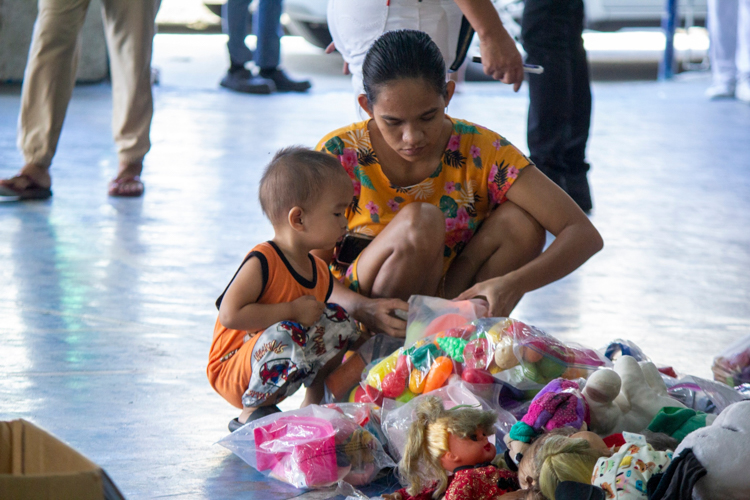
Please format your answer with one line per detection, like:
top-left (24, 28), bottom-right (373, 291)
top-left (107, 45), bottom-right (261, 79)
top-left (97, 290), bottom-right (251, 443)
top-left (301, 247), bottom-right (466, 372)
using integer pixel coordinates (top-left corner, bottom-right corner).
top-left (254, 416), bottom-right (338, 487)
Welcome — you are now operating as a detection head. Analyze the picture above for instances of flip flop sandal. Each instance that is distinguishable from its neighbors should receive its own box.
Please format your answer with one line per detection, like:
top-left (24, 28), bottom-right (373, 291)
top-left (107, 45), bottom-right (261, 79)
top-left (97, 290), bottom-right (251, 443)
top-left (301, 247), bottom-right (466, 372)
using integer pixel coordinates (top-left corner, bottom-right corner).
top-left (108, 176), bottom-right (144, 197)
top-left (228, 405), bottom-right (281, 433)
top-left (0, 174), bottom-right (52, 200)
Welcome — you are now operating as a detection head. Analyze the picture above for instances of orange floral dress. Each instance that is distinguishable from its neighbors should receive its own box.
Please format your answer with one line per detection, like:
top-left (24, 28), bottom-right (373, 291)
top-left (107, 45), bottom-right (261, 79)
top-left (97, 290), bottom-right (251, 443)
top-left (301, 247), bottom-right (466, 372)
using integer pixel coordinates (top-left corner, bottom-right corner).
top-left (317, 116), bottom-right (532, 291)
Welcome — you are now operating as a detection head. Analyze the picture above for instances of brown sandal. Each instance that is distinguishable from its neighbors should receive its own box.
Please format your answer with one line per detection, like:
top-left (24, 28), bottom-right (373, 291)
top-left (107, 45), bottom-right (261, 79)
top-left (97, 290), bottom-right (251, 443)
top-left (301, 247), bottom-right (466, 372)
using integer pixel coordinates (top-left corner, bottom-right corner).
top-left (108, 176), bottom-right (144, 197)
top-left (0, 174), bottom-right (52, 200)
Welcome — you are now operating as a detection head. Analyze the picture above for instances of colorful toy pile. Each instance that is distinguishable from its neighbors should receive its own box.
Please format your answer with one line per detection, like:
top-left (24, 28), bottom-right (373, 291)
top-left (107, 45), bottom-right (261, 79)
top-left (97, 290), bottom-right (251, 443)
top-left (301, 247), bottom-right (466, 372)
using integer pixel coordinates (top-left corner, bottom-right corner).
top-left (354, 317), bottom-right (609, 405)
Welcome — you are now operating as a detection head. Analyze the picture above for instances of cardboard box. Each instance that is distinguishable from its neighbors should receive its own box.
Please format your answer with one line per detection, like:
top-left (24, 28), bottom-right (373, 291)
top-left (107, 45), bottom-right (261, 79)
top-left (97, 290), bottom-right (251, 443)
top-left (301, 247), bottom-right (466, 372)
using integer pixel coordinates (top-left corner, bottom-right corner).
top-left (0, 419), bottom-right (125, 500)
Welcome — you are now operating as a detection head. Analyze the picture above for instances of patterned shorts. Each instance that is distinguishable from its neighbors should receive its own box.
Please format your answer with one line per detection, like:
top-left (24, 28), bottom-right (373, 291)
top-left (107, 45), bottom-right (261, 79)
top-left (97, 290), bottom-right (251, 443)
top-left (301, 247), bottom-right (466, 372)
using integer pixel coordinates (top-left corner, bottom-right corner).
top-left (242, 303), bottom-right (357, 408)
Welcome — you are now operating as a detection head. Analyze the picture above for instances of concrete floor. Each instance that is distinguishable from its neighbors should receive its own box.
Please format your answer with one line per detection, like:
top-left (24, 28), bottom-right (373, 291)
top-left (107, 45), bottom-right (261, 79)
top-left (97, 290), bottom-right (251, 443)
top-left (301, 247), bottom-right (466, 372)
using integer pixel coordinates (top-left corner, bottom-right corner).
top-left (1, 34), bottom-right (750, 499)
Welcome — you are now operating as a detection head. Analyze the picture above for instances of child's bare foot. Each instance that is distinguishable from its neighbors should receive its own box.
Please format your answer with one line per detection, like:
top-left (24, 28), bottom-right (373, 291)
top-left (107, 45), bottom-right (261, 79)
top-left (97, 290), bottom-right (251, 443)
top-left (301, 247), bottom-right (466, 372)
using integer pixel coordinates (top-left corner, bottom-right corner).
top-left (109, 162), bottom-right (144, 197)
top-left (0, 164), bottom-right (52, 200)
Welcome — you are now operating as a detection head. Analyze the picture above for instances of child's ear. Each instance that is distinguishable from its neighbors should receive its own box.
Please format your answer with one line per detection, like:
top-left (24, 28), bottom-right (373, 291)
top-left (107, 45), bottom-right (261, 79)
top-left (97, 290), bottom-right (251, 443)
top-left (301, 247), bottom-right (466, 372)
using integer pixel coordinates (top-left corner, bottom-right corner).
top-left (288, 207), bottom-right (304, 231)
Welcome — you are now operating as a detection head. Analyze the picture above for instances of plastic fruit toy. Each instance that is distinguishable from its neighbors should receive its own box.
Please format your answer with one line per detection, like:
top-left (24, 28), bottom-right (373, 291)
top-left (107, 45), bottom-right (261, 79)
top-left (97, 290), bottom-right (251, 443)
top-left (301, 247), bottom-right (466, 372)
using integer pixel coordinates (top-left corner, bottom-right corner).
top-left (436, 336), bottom-right (468, 362)
top-left (382, 371), bottom-right (407, 399)
top-left (493, 337), bottom-right (519, 371)
top-left (409, 368), bottom-right (428, 394)
top-left (366, 351), bottom-right (400, 389)
top-left (464, 338), bottom-right (491, 369)
top-left (422, 356), bottom-right (453, 393)
top-left (461, 368), bottom-right (494, 385)
top-left (423, 313), bottom-right (471, 338)
top-left (396, 388), bottom-right (416, 403)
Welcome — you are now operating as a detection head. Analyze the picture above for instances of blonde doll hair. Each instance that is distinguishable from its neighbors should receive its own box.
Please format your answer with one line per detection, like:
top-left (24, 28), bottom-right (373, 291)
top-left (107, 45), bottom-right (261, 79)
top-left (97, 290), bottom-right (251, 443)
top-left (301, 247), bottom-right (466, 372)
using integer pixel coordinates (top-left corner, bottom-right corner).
top-left (533, 435), bottom-right (602, 500)
top-left (399, 396), bottom-right (497, 499)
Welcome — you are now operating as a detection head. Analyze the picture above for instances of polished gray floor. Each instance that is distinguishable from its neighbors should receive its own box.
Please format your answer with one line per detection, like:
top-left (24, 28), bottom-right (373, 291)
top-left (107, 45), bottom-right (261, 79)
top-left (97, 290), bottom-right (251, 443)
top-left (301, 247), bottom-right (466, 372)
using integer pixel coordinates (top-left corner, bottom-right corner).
top-left (1, 34), bottom-right (749, 499)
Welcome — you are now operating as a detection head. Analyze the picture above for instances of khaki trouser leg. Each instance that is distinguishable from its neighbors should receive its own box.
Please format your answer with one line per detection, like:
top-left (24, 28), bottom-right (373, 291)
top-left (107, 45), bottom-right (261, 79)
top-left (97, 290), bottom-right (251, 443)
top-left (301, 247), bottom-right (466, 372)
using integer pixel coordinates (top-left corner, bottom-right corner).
top-left (100, 0), bottom-right (161, 167)
top-left (18, 0), bottom-right (91, 169)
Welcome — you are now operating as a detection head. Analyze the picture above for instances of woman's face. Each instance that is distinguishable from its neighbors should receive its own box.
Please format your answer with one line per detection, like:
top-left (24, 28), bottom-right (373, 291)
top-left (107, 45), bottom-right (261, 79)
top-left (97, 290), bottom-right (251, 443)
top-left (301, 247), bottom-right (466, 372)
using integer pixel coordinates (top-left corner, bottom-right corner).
top-left (359, 78), bottom-right (455, 163)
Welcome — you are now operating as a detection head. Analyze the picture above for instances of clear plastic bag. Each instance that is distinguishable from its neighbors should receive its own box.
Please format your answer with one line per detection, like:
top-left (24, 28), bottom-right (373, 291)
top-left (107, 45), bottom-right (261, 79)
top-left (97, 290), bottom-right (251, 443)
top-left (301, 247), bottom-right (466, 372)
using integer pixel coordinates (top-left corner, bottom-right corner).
top-left (602, 339), bottom-right (650, 362)
top-left (404, 295), bottom-right (488, 347)
top-left (217, 405), bottom-right (395, 489)
top-left (358, 317), bottom-right (610, 406)
top-left (712, 334), bottom-right (750, 386)
top-left (667, 375), bottom-right (746, 414)
top-left (380, 381), bottom-right (517, 463)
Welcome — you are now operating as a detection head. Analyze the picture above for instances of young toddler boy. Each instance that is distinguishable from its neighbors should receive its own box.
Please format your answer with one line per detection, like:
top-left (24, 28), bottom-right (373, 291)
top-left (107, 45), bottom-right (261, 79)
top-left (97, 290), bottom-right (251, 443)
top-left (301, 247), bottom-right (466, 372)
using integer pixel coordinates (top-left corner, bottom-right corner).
top-left (207, 146), bottom-right (357, 431)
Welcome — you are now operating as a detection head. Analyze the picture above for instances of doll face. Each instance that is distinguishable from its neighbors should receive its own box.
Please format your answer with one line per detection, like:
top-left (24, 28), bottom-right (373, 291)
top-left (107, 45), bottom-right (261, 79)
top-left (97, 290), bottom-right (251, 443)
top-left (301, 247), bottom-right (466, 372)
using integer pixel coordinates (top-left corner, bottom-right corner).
top-left (440, 428), bottom-right (496, 472)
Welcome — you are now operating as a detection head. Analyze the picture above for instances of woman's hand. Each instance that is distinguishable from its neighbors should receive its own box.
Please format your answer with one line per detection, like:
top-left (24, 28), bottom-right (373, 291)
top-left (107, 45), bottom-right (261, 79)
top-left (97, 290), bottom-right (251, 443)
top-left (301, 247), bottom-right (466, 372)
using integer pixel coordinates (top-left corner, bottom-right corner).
top-left (355, 297), bottom-right (409, 338)
top-left (456, 275), bottom-right (524, 318)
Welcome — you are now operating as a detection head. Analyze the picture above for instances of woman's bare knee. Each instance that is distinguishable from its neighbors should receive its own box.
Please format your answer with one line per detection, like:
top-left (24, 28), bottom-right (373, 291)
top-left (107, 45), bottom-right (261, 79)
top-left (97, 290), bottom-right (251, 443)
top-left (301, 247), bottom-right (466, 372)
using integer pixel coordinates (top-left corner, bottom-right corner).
top-left (391, 203), bottom-right (445, 253)
top-left (474, 202), bottom-right (546, 282)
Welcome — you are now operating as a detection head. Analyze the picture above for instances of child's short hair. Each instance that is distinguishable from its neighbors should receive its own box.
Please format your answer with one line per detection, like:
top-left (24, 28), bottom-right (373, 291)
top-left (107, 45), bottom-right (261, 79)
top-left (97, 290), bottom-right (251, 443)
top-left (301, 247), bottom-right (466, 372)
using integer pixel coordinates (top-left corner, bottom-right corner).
top-left (259, 146), bottom-right (350, 225)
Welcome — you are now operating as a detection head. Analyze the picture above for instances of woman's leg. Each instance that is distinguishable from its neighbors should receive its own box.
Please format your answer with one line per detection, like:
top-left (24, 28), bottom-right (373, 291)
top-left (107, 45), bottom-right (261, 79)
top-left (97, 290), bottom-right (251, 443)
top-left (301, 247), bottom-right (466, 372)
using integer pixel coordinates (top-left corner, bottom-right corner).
top-left (444, 201), bottom-right (545, 300)
top-left (355, 202), bottom-right (446, 301)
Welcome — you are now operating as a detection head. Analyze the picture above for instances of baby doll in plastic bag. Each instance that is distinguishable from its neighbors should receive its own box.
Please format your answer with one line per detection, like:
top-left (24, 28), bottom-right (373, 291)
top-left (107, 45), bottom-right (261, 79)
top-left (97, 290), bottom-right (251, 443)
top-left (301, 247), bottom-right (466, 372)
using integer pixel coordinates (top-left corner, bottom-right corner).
top-left (383, 395), bottom-right (521, 500)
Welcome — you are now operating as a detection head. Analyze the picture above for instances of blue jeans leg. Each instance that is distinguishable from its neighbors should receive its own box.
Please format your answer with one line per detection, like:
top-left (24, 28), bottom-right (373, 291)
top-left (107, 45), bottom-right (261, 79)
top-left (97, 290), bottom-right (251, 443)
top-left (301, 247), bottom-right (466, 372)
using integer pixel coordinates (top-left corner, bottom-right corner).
top-left (254, 0), bottom-right (283, 70)
top-left (223, 0), bottom-right (254, 66)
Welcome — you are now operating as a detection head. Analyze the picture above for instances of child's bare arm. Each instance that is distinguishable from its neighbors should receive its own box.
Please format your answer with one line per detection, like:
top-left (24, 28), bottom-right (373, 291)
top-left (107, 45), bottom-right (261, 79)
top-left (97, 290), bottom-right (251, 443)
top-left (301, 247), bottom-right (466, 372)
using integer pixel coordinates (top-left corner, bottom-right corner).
top-left (219, 257), bottom-right (325, 331)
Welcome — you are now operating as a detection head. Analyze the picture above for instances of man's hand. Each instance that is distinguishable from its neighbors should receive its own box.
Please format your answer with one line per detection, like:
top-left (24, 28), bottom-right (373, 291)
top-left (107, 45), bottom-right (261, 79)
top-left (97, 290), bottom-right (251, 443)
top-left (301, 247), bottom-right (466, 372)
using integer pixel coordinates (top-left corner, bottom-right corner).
top-left (479, 32), bottom-right (524, 91)
top-left (325, 42), bottom-right (350, 75)
top-left (290, 295), bottom-right (326, 327)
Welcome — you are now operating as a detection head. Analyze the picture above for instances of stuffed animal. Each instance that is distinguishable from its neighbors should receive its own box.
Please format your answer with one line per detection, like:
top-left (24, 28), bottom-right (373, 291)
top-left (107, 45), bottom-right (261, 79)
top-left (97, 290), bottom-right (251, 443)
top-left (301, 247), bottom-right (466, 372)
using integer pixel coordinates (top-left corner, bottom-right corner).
top-left (650, 400), bottom-right (750, 500)
top-left (583, 355), bottom-right (686, 435)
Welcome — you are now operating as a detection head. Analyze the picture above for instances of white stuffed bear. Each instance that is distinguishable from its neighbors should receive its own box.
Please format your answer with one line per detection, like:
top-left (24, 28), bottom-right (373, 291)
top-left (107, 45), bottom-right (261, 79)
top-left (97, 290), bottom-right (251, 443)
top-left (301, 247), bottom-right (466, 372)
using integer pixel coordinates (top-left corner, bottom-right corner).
top-left (650, 400), bottom-right (750, 500)
top-left (583, 355), bottom-right (686, 435)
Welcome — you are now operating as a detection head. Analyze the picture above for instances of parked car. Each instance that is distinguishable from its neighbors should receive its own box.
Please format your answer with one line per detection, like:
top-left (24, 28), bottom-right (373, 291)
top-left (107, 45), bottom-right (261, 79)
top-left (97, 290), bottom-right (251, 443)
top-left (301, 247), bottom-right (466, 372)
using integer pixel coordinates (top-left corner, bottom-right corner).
top-left (282, 0), bottom-right (706, 47)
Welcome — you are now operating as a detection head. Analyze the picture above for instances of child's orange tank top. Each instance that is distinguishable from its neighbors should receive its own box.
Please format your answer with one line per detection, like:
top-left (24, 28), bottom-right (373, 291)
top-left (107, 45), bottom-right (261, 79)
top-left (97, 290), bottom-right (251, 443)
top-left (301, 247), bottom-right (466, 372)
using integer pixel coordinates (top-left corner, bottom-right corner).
top-left (207, 241), bottom-right (333, 403)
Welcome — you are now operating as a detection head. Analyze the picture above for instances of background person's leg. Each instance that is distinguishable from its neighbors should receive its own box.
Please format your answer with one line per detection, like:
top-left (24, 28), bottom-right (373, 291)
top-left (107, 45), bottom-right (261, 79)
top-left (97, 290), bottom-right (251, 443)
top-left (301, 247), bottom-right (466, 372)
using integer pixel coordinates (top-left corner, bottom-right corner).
top-left (561, 0), bottom-right (593, 212)
top-left (223, 0), bottom-right (254, 67)
top-left (706, 0), bottom-right (739, 97)
top-left (101, 0), bottom-right (161, 196)
top-left (444, 201), bottom-right (545, 300)
top-left (219, 0), bottom-right (275, 93)
top-left (256, 0), bottom-right (311, 91)
top-left (735, 0), bottom-right (750, 102)
top-left (522, 0), bottom-right (574, 190)
top-left (8, 0), bottom-right (91, 194)
top-left (354, 203), bottom-right (445, 301)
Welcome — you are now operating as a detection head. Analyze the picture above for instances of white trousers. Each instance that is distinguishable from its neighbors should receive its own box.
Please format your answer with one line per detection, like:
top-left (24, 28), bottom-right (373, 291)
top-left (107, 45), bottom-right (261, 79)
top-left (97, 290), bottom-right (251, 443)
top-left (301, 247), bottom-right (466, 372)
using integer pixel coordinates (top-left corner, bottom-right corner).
top-left (18, 0), bottom-right (161, 168)
top-left (327, 0), bottom-right (463, 97)
top-left (707, 0), bottom-right (750, 85)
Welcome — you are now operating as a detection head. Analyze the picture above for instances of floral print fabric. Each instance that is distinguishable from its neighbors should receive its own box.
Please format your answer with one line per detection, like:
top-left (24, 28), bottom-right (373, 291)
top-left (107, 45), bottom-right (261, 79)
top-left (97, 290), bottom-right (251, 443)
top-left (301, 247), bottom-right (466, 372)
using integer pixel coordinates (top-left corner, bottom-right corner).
top-left (317, 117), bottom-right (532, 284)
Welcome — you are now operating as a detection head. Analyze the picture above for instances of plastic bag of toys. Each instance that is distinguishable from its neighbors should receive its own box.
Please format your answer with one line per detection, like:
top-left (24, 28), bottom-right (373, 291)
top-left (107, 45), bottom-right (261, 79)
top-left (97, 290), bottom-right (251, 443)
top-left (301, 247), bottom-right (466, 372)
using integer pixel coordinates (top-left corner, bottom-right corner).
top-left (218, 404), bottom-right (395, 489)
top-left (404, 295), bottom-right (488, 346)
top-left (380, 381), bottom-right (517, 462)
top-left (712, 334), bottom-right (750, 386)
top-left (356, 317), bottom-right (610, 405)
